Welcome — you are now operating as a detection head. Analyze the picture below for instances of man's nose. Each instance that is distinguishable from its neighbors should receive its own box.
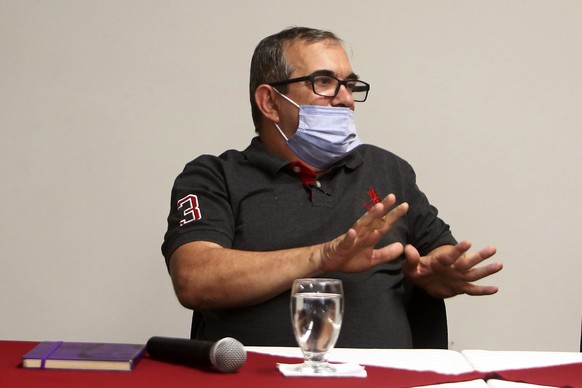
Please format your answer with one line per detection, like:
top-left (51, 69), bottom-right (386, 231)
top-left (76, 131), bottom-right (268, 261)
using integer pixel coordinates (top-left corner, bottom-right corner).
top-left (331, 84), bottom-right (355, 109)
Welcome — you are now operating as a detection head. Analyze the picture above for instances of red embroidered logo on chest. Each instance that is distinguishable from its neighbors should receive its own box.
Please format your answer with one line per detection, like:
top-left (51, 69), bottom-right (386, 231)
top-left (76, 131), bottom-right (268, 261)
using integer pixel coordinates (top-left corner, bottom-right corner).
top-left (363, 187), bottom-right (381, 210)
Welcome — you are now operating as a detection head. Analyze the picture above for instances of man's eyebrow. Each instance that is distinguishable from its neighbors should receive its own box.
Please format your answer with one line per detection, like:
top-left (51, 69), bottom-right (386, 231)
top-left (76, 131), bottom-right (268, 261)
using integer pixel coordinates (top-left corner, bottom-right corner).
top-left (310, 69), bottom-right (360, 80)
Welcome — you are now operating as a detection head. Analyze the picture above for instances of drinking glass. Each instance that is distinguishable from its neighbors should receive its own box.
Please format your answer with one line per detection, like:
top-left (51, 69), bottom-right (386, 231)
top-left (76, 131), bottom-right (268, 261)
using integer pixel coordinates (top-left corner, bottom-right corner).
top-left (290, 278), bottom-right (344, 373)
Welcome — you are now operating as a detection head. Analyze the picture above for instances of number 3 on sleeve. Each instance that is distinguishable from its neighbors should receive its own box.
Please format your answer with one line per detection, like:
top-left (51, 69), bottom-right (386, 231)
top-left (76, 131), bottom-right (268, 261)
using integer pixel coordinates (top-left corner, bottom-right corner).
top-left (177, 194), bottom-right (202, 226)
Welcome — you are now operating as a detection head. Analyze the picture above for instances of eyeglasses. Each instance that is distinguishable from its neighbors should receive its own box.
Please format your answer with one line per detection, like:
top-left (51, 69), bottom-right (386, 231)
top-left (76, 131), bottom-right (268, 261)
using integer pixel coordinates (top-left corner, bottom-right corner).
top-left (269, 73), bottom-right (370, 102)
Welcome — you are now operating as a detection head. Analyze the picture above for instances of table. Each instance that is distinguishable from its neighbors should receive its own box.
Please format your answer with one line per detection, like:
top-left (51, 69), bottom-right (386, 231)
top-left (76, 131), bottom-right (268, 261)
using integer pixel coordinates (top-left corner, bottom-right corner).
top-left (1, 341), bottom-right (581, 387)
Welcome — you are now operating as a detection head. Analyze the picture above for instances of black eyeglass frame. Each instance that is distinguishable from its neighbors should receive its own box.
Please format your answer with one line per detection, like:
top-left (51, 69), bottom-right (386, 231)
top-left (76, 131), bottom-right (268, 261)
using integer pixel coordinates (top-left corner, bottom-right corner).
top-left (269, 73), bottom-right (370, 102)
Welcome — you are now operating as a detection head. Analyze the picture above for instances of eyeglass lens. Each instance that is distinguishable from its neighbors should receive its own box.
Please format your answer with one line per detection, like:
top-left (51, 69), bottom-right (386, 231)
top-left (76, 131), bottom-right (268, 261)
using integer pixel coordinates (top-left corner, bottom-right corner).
top-left (312, 75), bottom-right (368, 101)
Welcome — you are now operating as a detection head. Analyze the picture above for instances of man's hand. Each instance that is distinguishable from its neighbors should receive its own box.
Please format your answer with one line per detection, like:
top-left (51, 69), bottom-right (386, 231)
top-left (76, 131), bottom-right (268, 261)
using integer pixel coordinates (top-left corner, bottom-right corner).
top-left (319, 194), bottom-right (409, 273)
top-left (403, 241), bottom-right (503, 298)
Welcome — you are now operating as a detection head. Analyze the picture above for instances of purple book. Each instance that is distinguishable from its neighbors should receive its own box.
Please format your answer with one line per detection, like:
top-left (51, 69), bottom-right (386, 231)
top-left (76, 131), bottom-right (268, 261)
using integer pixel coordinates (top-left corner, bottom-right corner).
top-left (22, 341), bottom-right (146, 371)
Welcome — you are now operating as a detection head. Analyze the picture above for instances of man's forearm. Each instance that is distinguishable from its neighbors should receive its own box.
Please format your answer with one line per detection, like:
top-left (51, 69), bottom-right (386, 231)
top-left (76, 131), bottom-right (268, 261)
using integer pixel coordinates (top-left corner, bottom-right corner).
top-left (169, 241), bottom-right (323, 310)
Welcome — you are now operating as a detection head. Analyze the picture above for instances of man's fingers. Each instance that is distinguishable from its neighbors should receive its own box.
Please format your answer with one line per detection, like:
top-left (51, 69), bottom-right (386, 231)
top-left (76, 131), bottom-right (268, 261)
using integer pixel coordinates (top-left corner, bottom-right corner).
top-left (333, 228), bottom-right (357, 252)
top-left (433, 241), bottom-right (474, 268)
top-left (372, 242), bottom-right (405, 264)
top-left (463, 284), bottom-right (500, 296)
top-left (463, 262), bottom-right (504, 282)
top-left (453, 245), bottom-right (498, 272)
top-left (380, 193), bottom-right (398, 208)
top-left (373, 202), bottom-right (408, 232)
top-left (352, 195), bottom-right (408, 244)
top-left (355, 194), bottom-right (397, 228)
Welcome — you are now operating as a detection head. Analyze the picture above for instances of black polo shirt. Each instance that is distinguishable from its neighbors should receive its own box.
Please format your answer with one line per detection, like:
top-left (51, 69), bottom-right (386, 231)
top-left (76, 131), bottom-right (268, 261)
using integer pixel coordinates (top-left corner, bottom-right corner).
top-left (162, 137), bottom-right (456, 348)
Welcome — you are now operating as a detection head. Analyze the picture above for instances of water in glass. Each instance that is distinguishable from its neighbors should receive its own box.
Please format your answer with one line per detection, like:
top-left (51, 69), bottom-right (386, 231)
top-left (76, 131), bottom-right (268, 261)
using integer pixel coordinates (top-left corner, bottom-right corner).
top-left (290, 278), bottom-right (344, 373)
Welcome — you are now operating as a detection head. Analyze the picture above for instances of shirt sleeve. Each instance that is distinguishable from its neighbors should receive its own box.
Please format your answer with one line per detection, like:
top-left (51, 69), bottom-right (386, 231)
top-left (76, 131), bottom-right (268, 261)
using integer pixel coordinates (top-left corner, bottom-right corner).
top-left (161, 155), bottom-right (235, 267)
top-left (402, 161), bottom-right (457, 255)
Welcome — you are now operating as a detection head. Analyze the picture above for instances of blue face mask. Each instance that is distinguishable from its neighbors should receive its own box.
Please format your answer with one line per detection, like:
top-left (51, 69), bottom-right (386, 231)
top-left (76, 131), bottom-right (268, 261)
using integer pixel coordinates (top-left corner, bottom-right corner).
top-left (273, 90), bottom-right (362, 169)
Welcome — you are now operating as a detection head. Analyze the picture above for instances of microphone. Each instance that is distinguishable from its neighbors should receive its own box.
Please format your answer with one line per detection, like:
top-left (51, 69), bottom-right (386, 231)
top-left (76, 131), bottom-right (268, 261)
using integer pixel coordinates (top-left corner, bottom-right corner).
top-left (146, 336), bottom-right (246, 373)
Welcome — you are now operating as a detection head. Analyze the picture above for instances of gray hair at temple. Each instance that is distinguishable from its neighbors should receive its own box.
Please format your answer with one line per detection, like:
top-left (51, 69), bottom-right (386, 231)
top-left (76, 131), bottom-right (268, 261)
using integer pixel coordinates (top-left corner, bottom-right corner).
top-left (249, 27), bottom-right (343, 132)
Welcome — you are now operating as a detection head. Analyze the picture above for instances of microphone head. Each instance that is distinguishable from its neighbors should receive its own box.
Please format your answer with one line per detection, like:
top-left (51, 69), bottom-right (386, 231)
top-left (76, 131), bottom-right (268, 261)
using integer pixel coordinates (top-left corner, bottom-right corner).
top-left (209, 337), bottom-right (246, 373)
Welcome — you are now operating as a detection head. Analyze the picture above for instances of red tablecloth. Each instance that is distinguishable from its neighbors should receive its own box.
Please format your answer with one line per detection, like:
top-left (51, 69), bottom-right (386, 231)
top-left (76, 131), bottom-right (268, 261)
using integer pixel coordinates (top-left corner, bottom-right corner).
top-left (1, 341), bottom-right (581, 387)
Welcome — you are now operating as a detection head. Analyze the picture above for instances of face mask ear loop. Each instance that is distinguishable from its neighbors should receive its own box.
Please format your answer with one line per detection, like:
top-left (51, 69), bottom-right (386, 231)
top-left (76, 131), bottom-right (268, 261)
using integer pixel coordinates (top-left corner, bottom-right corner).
top-left (274, 123), bottom-right (289, 141)
top-left (272, 87), bottom-right (300, 109)
top-left (271, 87), bottom-right (300, 142)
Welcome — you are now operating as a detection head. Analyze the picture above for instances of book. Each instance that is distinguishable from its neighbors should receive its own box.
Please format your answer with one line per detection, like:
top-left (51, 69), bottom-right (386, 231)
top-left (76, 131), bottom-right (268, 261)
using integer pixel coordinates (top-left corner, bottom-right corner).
top-left (22, 341), bottom-right (146, 371)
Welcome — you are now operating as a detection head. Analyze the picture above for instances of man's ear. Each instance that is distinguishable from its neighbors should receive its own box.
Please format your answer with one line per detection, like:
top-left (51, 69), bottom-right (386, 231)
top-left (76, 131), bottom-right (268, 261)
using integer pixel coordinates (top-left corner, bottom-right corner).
top-left (254, 85), bottom-right (280, 123)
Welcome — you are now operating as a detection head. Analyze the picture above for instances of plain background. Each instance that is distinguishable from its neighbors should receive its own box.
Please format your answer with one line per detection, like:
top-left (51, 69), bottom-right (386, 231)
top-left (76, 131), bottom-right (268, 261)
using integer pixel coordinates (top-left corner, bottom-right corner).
top-left (1, 1), bottom-right (581, 352)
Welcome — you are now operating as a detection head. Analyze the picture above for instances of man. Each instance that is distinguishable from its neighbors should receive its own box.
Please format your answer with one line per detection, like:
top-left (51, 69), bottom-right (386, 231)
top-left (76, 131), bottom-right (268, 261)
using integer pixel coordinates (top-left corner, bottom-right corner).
top-left (162, 27), bottom-right (502, 348)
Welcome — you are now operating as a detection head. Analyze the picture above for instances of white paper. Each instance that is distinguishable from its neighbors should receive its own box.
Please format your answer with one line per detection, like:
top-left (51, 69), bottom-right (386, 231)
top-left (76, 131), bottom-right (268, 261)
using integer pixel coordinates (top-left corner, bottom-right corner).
top-left (277, 362), bottom-right (367, 378)
top-left (486, 379), bottom-right (558, 388)
top-left (328, 348), bottom-right (475, 374)
top-left (247, 347), bottom-right (475, 374)
top-left (421, 379), bottom-right (490, 388)
top-left (461, 350), bottom-right (582, 372)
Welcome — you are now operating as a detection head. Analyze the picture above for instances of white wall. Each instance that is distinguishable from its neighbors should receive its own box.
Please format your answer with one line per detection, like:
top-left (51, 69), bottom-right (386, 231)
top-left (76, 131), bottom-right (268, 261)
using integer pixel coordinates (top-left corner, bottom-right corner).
top-left (1, 0), bottom-right (580, 351)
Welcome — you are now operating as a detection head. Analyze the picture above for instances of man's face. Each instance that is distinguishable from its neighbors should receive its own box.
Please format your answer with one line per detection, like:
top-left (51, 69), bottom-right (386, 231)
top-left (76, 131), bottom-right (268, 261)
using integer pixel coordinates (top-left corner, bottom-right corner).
top-left (276, 39), bottom-right (357, 137)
